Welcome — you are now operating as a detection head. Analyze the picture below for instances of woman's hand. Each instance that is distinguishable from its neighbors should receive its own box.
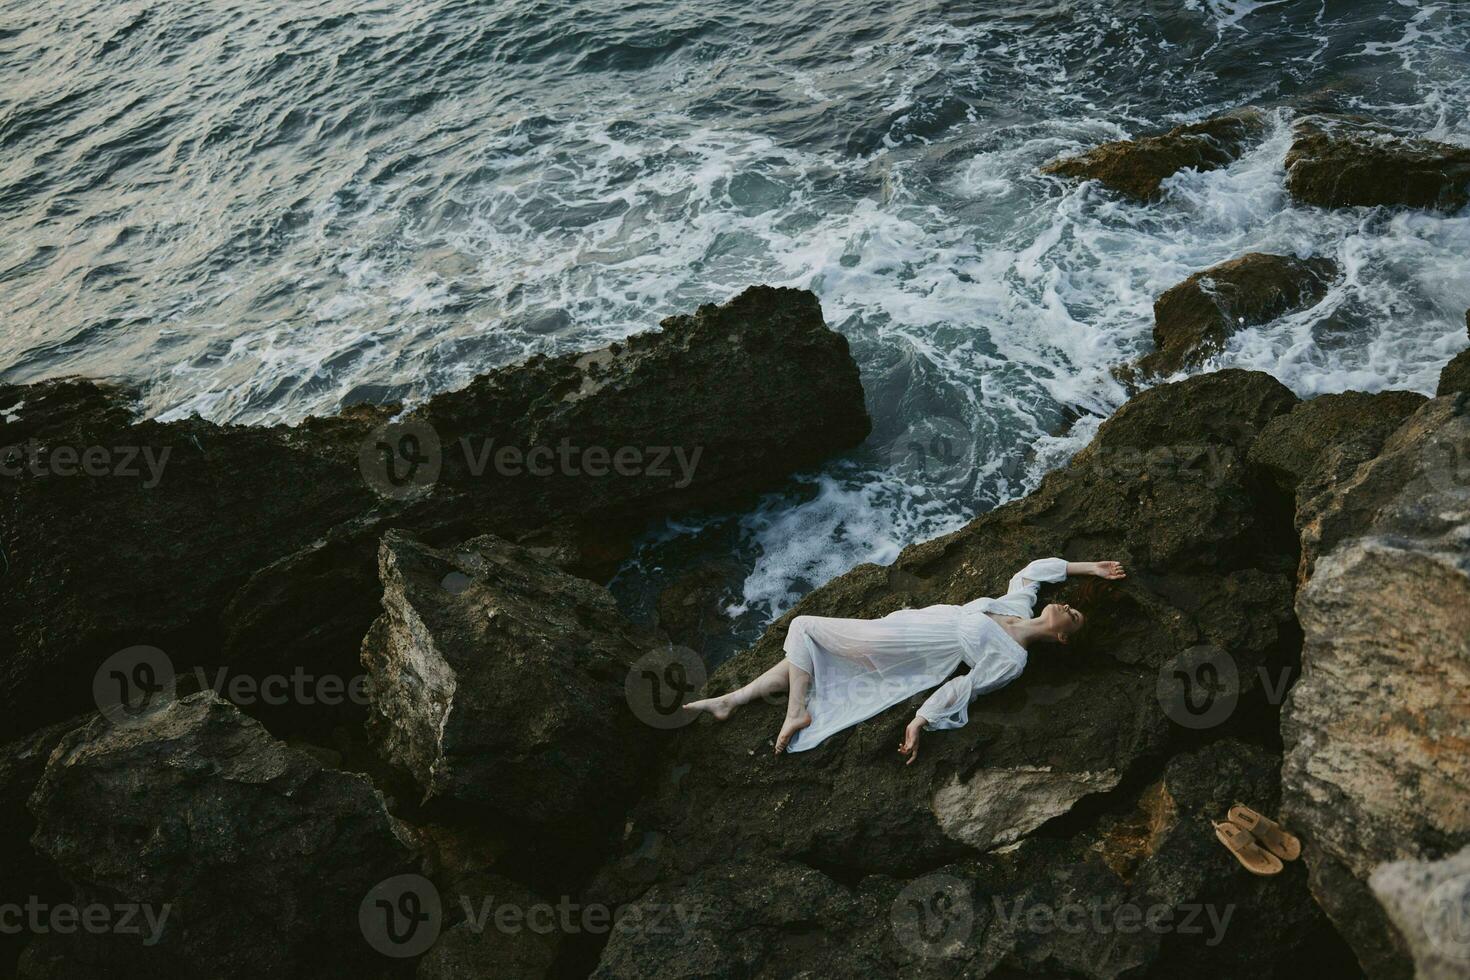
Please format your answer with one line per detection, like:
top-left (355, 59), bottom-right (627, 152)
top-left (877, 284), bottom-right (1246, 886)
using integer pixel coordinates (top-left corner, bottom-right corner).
top-left (1091, 561), bottom-right (1126, 580)
top-left (898, 717), bottom-right (925, 766)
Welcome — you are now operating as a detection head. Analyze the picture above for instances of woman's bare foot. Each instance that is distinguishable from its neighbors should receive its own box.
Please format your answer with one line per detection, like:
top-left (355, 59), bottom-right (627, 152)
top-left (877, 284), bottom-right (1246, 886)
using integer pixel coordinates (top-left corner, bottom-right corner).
top-left (684, 695), bottom-right (735, 721)
top-left (774, 709), bottom-right (812, 754)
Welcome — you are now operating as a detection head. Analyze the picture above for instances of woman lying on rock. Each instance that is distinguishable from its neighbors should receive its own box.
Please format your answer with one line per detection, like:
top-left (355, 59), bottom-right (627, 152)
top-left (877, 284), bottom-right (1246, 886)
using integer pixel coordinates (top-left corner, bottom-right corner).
top-left (685, 559), bottom-right (1124, 758)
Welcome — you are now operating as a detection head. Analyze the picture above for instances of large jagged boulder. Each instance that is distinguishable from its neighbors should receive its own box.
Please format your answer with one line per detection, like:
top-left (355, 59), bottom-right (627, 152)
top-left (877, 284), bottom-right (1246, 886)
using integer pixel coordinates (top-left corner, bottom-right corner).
top-left (1137, 253), bottom-right (1338, 376)
top-left (586, 370), bottom-right (1346, 976)
top-left (1440, 350), bottom-right (1470, 397)
top-left (24, 692), bottom-right (416, 978)
top-left (1247, 389), bottom-right (1428, 583)
top-left (1369, 846), bottom-right (1470, 980)
top-left (0, 286), bottom-right (870, 739)
top-left (1437, 311), bottom-right (1470, 397)
top-left (1281, 395), bottom-right (1470, 979)
top-left (415, 872), bottom-right (562, 980)
top-left (590, 740), bottom-right (1348, 979)
top-left (1293, 392), bottom-right (1469, 581)
top-left (1042, 109), bottom-right (1265, 201)
top-left (360, 530), bottom-right (666, 873)
top-left (0, 719), bottom-right (82, 975)
top-left (1285, 116), bottom-right (1470, 211)
top-left (0, 381), bottom-right (384, 739)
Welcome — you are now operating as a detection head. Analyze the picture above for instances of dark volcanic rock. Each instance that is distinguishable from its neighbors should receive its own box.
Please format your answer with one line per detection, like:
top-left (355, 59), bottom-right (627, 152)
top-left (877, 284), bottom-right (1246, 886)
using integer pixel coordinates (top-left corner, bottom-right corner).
top-left (586, 370), bottom-right (1344, 977)
top-left (360, 530), bottom-right (664, 866)
top-left (415, 285), bottom-right (870, 530)
top-left (1248, 389), bottom-right (1428, 584)
top-left (1282, 396), bottom-right (1470, 979)
top-left (1440, 349), bottom-right (1470, 396)
top-left (0, 719), bottom-right (82, 974)
top-left (591, 738), bottom-right (1343, 980)
top-left (1294, 393), bottom-right (1470, 581)
top-left (0, 383), bottom-right (385, 738)
top-left (0, 286), bottom-right (870, 739)
top-left (1437, 310), bottom-right (1470, 397)
top-left (654, 561), bottom-right (739, 655)
top-left (25, 692), bottom-right (415, 979)
top-left (416, 872), bottom-right (562, 980)
top-left (1285, 115), bottom-right (1470, 211)
top-left (1042, 109), bottom-right (1265, 201)
top-left (1249, 390), bottom-right (1428, 498)
top-left (1137, 253), bottom-right (1338, 376)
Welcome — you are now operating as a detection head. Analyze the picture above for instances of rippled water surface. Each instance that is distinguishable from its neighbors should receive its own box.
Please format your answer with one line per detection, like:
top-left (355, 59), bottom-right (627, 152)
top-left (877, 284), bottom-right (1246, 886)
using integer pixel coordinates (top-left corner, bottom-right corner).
top-left (3, 0), bottom-right (1468, 657)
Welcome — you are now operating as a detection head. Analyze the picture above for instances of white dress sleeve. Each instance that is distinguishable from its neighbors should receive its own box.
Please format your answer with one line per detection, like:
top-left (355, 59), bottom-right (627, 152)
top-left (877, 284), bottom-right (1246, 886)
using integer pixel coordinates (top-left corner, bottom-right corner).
top-left (989, 557), bottom-right (1069, 617)
top-left (917, 654), bottom-right (1026, 731)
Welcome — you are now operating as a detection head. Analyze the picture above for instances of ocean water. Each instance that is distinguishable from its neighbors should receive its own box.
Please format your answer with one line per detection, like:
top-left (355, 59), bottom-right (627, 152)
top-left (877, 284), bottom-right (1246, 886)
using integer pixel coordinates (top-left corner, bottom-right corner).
top-left (3, 0), bottom-right (1468, 659)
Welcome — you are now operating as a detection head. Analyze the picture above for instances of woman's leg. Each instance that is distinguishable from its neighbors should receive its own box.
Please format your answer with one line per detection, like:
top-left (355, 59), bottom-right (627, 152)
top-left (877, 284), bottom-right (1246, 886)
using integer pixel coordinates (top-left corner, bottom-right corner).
top-left (685, 658), bottom-right (792, 720)
top-left (774, 661), bottom-right (812, 754)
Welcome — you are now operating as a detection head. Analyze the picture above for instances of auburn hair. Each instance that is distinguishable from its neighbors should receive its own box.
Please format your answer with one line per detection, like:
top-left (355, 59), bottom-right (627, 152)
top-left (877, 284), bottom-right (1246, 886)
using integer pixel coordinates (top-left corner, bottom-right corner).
top-left (1057, 577), bottom-right (1113, 648)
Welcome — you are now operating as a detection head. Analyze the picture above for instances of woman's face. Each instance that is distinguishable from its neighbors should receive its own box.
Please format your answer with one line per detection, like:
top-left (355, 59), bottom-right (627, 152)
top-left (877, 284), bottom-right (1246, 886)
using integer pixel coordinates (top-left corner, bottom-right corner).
top-left (1041, 602), bottom-right (1084, 642)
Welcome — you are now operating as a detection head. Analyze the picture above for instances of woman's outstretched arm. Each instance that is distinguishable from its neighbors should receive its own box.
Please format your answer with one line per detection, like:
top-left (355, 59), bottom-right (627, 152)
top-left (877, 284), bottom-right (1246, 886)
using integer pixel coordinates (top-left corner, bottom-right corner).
top-left (1065, 561), bottom-right (1127, 580)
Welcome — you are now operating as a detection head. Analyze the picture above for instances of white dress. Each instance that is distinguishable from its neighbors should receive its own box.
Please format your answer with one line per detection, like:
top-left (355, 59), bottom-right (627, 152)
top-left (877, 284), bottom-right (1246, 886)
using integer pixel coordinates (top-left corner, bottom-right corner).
top-left (781, 558), bottom-right (1069, 752)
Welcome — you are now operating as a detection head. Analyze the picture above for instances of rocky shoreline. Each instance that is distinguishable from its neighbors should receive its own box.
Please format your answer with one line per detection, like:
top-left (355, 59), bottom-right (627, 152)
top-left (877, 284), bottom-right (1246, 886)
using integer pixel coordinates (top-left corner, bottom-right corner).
top-left (1, 113), bottom-right (1468, 979)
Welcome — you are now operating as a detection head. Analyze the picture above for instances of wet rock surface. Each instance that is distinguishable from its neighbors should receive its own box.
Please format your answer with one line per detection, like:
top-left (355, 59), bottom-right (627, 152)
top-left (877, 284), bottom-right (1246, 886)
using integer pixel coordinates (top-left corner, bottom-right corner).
top-left (1247, 389), bottom-right (1428, 583)
top-left (360, 529), bottom-right (664, 871)
top-left (25, 692), bottom-right (416, 979)
top-left (1440, 349), bottom-right (1470, 397)
top-left (654, 561), bottom-right (740, 656)
top-left (414, 872), bottom-right (563, 980)
top-left (4, 275), bottom-right (1463, 977)
top-left (0, 719), bottom-right (82, 974)
top-left (1137, 252), bottom-right (1338, 376)
top-left (1042, 109), bottom-right (1265, 201)
top-left (1292, 392), bottom-right (1469, 582)
top-left (1285, 115), bottom-right (1470, 211)
top-left (1369, 845), bottom-right (1470, 980)
top-left (0, 286), bottom-right (870, 739)
top-left (583, 370), bottom-right (1351, 977)
top-left (1281, 395), bottom-right (1470, 978)
top-left (1436, 313), bottom-right (1470, 397)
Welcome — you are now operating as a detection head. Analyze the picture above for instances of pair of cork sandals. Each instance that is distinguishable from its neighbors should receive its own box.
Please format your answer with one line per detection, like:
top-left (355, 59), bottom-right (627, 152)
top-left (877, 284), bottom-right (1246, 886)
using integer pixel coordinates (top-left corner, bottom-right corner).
top-left (1213, 803), bottom-right (1302, 875)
